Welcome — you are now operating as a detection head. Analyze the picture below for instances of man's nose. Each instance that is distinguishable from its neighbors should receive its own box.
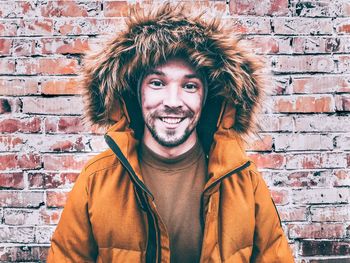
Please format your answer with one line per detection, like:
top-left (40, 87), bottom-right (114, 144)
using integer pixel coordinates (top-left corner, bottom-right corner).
top-left (163, 86), bottom-right (184, 108)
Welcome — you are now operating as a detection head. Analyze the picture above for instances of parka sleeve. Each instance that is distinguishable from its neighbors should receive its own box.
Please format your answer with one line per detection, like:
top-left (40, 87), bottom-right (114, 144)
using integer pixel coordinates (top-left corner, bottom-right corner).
top-left (47, 169), bottom-right (98, 262)
top-left (250, 169), bottom-right (295, 263)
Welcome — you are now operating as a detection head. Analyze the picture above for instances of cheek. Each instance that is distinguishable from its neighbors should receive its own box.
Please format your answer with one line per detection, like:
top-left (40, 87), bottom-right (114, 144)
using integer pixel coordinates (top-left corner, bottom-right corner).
top-left (185, 95), bottom-right (203, 115)
top-left (142, 89), bottom-right (164, 109)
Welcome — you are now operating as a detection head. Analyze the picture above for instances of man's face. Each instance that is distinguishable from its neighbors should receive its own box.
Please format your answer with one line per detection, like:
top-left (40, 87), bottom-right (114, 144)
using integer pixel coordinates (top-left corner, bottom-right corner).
top-left (140, 58), bottom-right (205, 148)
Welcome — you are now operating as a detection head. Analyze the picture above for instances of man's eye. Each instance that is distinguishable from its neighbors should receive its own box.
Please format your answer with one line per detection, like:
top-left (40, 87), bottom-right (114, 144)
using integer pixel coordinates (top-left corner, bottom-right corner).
top-left (184, 83), bottom-right (198, 92)
top-left (150, 80), bottom-right (164, 88)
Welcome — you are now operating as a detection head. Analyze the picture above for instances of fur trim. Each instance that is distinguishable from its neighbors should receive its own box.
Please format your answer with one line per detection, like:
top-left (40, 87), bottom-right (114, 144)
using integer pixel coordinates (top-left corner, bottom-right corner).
top-left (82, 2), bottom-right (265, 135)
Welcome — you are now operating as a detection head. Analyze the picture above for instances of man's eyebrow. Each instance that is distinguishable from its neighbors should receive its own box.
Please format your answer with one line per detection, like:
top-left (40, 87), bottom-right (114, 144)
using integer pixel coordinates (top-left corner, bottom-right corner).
top-left (146, 70), bottom-right (165, 76)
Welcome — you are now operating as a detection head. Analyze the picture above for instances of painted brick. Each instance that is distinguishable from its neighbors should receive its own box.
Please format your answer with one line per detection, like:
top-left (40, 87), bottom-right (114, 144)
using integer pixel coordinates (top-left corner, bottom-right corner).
top-left (335, 18), bottom-right (350, 34)
top-left (0, 58), bottom-right (15, 74)
top-left (40, 1), bottom-right (99, 17)
top-left (0, 173), bottom-right (24, 189)
top-left (291, 1), bottom-right (343, 18)
top-left (0, 191), bottom-right (44, 208)
top-left (0, 1), bottom-right (37, 18)
top-left (0, 226), bottom-right (35, 243)
top-left (89, 135), bottom-right (109, 152)
top-left (270, 189), bottom-right (290, 205)
top-left (35, 226), bottom-right (56, 244)
top-left (335, 94), bottom-right (350, 111)
top-left (54, 18), bottom-right (124, 35)
top-left (295, 116), bottom-right (350, 132)
top-left (46, 191), bottom-right (70, 208)
top-left (18, 18), bottom-right (54, 36)
top-left (276, 205), bottom-right (308, 221)
top-left (292, 188), bottom-right (349, 204)
top-left (0, 79), bottom-right (38, 95)
top-left (291, 75), bottom-right (350, 94)
top-left (3, 209), bottom-right (40, 225)
top-left (43, 154), bottom-right (92, 171)
top-left (288, 223), bottom-right (345, 239)
top-left (229, 17), bottom-right (271, 34)
top-left (12, 38), bottom-right (35, 56)
top-left (286, 153), bottom-right (347, 169)
top-left (274, 134), bottom-right (333, 151)
top-left (0, 19), bottom-right (18, 36)
top-left (271, 55), bottom-right (335, 73)
top-left (256, 114), bottom-right (294, 132)
top-left (0, 153), bottom-right (41, 171)
top-left (38, 37), bottom-right (90, 55)
top-left (301, 240), bottom-right (350, 256)
top-left (311, 205), bottom-right (350, 222)
top-left (333, 170), bottom-right (350, 187)
top-left (229, 0), bottom-right (289, 16)
top-left (0, 246), bottom-right (49, 262)
top-left (41, 78), bottom-right (82, 95)
top-left (0, 135), bottom-right (25, 151)
top-left (273, 17), bottom-right (333, 35)
top-left (335, 135), bottom-right (350, 150)
top-left (22, 96), bottom-right (84, 115)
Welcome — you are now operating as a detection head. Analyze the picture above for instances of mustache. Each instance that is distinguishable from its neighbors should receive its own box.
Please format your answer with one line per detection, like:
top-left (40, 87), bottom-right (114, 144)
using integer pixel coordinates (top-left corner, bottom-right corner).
top-left (151, 107), bottom-right (194, 118)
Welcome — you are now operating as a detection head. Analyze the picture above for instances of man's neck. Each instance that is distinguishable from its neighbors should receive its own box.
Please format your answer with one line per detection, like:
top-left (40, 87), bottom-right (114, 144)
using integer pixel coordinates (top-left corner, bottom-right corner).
top-left (142, 130), bottom-right (198, 159)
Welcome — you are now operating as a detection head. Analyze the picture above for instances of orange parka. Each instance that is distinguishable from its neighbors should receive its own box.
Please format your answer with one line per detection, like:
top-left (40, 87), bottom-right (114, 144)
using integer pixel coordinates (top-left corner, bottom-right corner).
top-left (48, 3), bottom-right (295, 262)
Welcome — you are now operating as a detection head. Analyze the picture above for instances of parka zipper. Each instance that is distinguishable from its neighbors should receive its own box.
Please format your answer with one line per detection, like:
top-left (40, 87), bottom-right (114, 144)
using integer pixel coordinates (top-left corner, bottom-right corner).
top-left (104, 134), bottom-right (160, 263)
top-left (200, 160), bottom-right (251, 230)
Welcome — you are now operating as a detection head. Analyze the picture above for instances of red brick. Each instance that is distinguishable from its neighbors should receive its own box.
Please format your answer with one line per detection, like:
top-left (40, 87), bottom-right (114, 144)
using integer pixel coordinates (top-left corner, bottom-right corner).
top-left (0, 20), bottom-right (18, 36)
top-left (270, 189), bottom-right (289, 205)
top-left (29, 172), bottom-right (78, 189)
top-left (273, 95), bottom-right (334, 113)
top-left (46, 191), bottom-right (69, 208)
top-left (301, 240), bottom-right (350, 256)
top-left (229, 0), bottom-right (288, 16)
top-left (49, 136), bottom-right (87, 152)
top-left (292, 76), bottom-right (350, 94)
top-left (22, 97), bottom-right (84, 115)
top-left (0, 173), bottom-right (24, 189)
top-left (0, 79), bottom-right (38, 95)
top-left (43, 154), bottom-right (91, 170)
top-left (277, 206), bottom-right (307, 221)
top-left (289, 223), bottom-right (345, 239)
top-left (0, 153), bottom-right (41, 170)
top-left (12, 38), bottom-right (35, 56)
top-left (28, 173), bottom-right (45, 189)
top-left (248, 153), bottom-right (285, 169)
top-left (311, 206), bottom-right (350, 222)
top-left (41, 78), bottom-right (81, 95)
top-left (246, 36), bottom-right (280, 54)
top-left (16, 58), bottom-right (79, 75)
top-left (38, 38), bottom-right (90, 54)
top-left (18, 19), bottom-right (53, 36)
top-left (0, 117), bottom-right (41, 133)
top-left (39, 208), bottom-right (62, 225)
top-left (0, 38), bottom-right (11, 55)
top-left (336, 19), bottom-right (350, 34)
top-left (103, 1), bottom-right (129, 17)
top-left (0, 59), bottom-right (15, 74)
top-left (335, 95), bottom-right (350, 111)
top-left (0, 191), bottom-right (44, 208)
top-left (0, 246), bottom-right (49, 262)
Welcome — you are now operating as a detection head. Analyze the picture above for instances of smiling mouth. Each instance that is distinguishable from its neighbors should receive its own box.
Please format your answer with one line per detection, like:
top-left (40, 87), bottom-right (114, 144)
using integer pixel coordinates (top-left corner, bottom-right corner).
top-left (160, 117), bottom-right (185, 124)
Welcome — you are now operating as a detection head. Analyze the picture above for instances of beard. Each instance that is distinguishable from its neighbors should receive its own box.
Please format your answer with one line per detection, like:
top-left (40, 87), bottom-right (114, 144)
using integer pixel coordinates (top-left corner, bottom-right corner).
top-left (143, 107), bottom-right (197, 148)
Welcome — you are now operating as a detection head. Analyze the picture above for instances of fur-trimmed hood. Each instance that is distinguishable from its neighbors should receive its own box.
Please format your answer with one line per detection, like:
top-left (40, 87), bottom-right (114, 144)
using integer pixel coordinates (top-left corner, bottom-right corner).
top-left (82, 3), bottom-right (265, 151)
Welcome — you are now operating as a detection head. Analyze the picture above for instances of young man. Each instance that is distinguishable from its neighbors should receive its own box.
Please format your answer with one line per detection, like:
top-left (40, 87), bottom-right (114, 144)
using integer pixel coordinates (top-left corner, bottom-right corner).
top-left (48, 3), bottom-right (294, 263)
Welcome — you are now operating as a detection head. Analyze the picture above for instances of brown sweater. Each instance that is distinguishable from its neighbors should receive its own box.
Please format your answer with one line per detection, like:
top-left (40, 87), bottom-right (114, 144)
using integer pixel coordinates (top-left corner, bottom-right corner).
top-left (139, 141), bottom-right (207, 263)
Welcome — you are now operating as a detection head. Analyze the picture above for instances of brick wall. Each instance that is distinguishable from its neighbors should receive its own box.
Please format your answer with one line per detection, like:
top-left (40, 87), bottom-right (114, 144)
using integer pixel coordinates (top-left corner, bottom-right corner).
top-left (0, 0), bottom-right (349, 262)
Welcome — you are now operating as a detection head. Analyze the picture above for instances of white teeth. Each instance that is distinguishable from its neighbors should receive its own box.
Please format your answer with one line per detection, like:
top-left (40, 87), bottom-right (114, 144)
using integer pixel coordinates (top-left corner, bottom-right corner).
top-left (161, 118), bottom-right (183, 124)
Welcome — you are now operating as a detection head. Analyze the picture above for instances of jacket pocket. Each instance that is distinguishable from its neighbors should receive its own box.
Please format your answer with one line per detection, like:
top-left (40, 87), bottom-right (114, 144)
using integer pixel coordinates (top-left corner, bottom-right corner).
top-left (97, 247), bottom-right (143, 263)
